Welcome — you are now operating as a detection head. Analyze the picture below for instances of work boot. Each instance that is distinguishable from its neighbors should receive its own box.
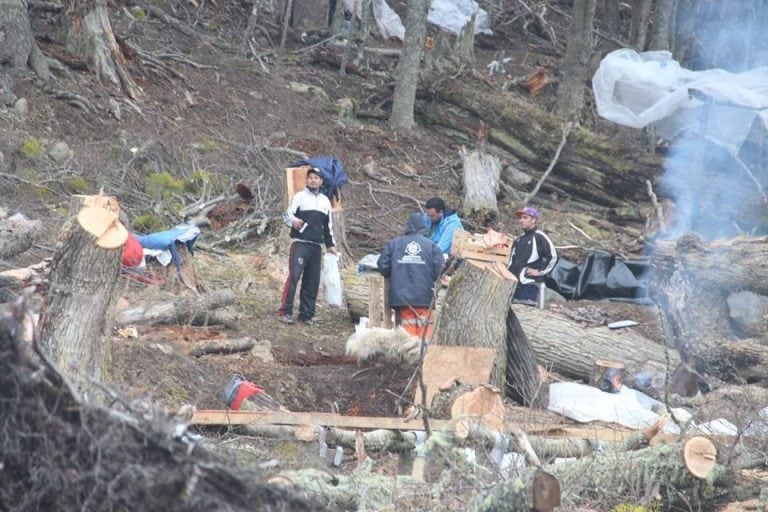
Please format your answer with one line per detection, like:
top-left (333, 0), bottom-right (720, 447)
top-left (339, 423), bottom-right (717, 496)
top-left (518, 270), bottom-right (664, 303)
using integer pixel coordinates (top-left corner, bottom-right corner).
top-left (279, 315), bottom-right (295, 324)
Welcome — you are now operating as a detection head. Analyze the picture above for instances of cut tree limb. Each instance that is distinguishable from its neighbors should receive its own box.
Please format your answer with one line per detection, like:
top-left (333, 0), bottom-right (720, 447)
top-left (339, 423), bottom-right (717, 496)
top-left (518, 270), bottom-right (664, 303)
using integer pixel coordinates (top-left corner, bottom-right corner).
top-left (188, 337), bottom-right (254, 357)
top-left (115, 289), bottom-right (236, 326)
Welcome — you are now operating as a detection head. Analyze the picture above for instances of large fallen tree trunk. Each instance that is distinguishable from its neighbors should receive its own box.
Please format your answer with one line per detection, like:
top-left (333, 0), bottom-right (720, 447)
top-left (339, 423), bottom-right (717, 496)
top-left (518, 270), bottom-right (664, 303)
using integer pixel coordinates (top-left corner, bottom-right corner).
top-left (115, 289), bottom-right (236, 326)
top-left (651, 235), bottom-right (768, 380)
top-left (416, 75), bottom-right (661, 221)
top-left (0, 213), bottom-right (43, 259)
top-left (513, 306), bottom-right (680, 385)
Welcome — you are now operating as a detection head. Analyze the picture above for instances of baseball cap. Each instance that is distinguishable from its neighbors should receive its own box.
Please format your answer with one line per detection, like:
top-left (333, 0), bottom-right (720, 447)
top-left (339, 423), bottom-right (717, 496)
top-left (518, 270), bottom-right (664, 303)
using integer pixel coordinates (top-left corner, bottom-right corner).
top-left (307, 167), bottom-right (323, 178)
top-left (514, 206), bottom-right (539, 219)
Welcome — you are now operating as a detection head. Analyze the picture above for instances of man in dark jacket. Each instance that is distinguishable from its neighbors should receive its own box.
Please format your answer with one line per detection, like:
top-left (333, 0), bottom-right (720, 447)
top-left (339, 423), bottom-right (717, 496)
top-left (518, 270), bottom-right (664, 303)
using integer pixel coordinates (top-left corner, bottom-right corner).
top-left (378, 213), bottom-right (444, 338)
top-left (278, 167), bottom-right (337, 325)
top-left (508, 206), bottom-right (557, 303)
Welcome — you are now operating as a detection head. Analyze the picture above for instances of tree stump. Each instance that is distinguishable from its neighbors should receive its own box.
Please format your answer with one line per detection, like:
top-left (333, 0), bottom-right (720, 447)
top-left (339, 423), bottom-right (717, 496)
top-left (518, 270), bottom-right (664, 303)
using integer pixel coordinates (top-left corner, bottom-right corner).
top-left (39, 194), bottom-right (128, 398)
top-left (462, 145), bottom-right (499, 225)
top-left (432, 262), bottom-right (517, 391)
top-left (430, 383), bottom-right (506, 437)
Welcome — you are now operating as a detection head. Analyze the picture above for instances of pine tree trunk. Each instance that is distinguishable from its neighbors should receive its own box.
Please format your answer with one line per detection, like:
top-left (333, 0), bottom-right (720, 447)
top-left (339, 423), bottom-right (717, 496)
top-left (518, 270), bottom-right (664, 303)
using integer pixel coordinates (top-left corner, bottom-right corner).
top-left (432, 263), bottom-right (516, 391)
top-left (629, 0), bottom-right (652, 50)
top-left (389, 0), bottom-right (429, 132)
top-left (554, 0), bottom-right (597, 120)
top-left (64, 0), bottom-right (140, 99)
top-left (39, 197), bottom-right (124, 399)
top-left (648, 0), bottom-right (676, 51)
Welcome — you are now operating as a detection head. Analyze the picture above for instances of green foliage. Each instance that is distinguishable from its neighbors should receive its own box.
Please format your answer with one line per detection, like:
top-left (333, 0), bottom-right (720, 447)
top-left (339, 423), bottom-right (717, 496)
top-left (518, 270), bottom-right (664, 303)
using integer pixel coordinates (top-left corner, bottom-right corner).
top-left (611, 502), bottom-right (661, 512)
top-left (132, 213), bottom-right (166, 233)
top-left (145, 171), bottom-right (184, 200)
top-left (129, 6), bottom-right (147, 20)
top-left (65, 176), bottom-right (90, 194)
top-left (21, 138), bottom-right (43, 159)
top-left (184, 169), bottom-right (212, 194)
top-left (202, 22), bottom-right (219, 32)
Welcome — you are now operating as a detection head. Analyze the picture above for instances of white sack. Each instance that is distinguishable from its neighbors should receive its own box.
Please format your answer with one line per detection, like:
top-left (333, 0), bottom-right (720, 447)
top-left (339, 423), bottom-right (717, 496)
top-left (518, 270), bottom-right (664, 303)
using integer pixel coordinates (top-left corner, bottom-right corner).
top-left (322, 253), bottom-right (343, 307)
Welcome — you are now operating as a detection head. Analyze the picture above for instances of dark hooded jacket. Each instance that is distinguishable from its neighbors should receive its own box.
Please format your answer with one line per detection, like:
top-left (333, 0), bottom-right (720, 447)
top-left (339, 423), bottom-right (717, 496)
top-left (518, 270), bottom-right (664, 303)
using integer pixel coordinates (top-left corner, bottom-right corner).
top-left (378, 213), bottom-right (444, 308)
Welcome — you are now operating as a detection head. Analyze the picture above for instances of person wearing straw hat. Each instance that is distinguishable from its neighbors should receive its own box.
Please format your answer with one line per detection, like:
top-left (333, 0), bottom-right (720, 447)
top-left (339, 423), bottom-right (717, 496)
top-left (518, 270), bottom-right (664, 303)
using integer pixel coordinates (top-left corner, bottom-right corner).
top-left (508, 206), bottom-right (557, 304)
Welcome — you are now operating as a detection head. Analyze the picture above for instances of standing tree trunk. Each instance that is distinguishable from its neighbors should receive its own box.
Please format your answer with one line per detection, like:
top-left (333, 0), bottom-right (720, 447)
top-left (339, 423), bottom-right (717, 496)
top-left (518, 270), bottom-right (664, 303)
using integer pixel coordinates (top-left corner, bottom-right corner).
top-left (601, 0), bottom-right (621, 39)
top-left (389, 0), bottom-right (429, 132)
top-left (432, 263), bottom-right (517, 392)
top-left (0, 0), bottom-right (51, 104)
top-left (63, 0), bottom-right (140, 99)
top-left (628, 0), bottom-right (652, 50)
top-left (554, 0), bottom-right (597, 120)
top-left (648, 0), bottom-right (676, 51)
top-left (39, 196), bottom-right (125, 399)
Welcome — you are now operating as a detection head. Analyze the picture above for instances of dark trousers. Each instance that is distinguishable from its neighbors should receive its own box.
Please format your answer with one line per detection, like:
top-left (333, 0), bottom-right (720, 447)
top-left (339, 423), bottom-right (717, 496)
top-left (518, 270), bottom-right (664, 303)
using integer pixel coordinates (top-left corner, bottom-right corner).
top-left (513, 283), bottom-right (539, 301)
top-left (278, 241), bottom-right (322, 321)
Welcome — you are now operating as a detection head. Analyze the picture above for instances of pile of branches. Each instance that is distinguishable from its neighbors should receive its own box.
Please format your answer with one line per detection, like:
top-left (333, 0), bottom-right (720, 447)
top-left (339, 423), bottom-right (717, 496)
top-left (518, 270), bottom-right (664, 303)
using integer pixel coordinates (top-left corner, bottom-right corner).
top-left (0, 298), bottom-right (324, 512)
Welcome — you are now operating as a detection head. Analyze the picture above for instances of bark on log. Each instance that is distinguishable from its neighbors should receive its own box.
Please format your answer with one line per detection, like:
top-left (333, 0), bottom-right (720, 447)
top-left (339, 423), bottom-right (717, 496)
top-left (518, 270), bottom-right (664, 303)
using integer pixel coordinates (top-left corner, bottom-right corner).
top-left (429, 384), bottom-right (506, 435)
top-left (462, 148), bottom-right (500, 221)
top-left (653, 236), bottom-right (768, 295)
top-left (271, 463), bottom-right (424, 511)
top-left (188, 337), bottom-right (255, 357)
top-left (651, 236), bottom-right (768, 379)
top-left (0, 214), bottom-right (43, 259)
top-left (415, 76), bottom-right (661, 219)
top-left (342, 266), bottom-right (377, 321)
top-left (39, 195), bottom-right (125, 398)
top-left (115, 289), bottom-right (236, 326)
top-left (513, 306), bottom-right (680, 384)
top-left (468, 469), bottom-right (560, 512)
top-left (506, 309), bottom-right (545, 407)
top-left (432, 262), bottom-right (517, 391)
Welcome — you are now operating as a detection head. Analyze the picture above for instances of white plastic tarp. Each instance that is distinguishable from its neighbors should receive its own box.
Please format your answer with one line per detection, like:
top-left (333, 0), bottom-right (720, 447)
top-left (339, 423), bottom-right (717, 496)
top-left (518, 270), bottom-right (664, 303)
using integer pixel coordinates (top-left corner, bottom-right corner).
top-left (592, 49), bottom-right (768, 152)
top-left (548, 382), bottom-right (680, 434)
top-left (346, 0), bottom-right (491, 42)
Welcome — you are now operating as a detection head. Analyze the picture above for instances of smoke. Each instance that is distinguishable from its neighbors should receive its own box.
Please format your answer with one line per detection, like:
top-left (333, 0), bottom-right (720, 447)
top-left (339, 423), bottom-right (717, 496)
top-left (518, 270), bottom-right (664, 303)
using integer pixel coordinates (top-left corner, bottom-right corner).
top-left (653, 1), bottom-right (768, 241)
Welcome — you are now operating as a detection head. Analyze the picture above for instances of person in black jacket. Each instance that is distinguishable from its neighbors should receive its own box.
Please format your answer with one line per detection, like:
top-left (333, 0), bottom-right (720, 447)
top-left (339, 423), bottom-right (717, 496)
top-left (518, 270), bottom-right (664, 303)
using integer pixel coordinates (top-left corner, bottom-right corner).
top-left (278, 167), bottom-right (337, 325)
top-left (378, 213), bottom-right (444, 338)
top-left (508, 206), bottom-right (557, 303)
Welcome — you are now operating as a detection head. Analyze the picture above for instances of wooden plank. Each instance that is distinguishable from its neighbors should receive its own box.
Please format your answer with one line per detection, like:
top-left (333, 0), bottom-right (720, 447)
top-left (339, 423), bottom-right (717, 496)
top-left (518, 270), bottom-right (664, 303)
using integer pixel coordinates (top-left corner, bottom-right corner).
top-left (368, 274), bottom-right (383, 327)
top-left (191, 410), bottom-right (739, 445)
top-left (382, 278), bottom-right (393, 328)
top-left (193, 410), bottom-right (451, 430)
top-left (417, 345), bottom-right (496, 406)
top-left (285, 166), bottom-right (343, 212)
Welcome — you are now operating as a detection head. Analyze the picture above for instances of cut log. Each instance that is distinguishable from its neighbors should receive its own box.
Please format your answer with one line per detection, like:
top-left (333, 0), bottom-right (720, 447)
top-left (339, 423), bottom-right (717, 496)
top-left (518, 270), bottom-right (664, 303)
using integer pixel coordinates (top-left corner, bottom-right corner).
top-left (415, 75), bottom-right (661, 219)
top-left (505, 309), bottom-right (545, 407)
top-left (653, 235), bottom-right (768, 295)
top-left (0, 214), bottom-right (43, 259)
top-left (39, 194), bottom-right (127, 398)
top-left (652, 235), bottom-right (768, 380)
top-left (115, 289), bottom-right (236, 326)
top-left (462, 148), bottom-right (500, 223)
top-left (432, 262), bottom-right (517, 391)
top-left (342, 266), bottom-right (373, 321)
top-left (513, 306), bottom-right (680, 385)
top-left (188, 337), bottom-right (255, 357)
top-left (467, 469), bottom-right (561, 512)
top-left (429, 384), bottom-right (506, 437)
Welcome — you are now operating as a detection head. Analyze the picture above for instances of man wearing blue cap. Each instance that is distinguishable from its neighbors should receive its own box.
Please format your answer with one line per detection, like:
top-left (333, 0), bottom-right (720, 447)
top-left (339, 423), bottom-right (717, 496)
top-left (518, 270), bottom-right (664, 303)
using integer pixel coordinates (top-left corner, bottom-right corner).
top-left (508, 206), bottom-right (557, 303)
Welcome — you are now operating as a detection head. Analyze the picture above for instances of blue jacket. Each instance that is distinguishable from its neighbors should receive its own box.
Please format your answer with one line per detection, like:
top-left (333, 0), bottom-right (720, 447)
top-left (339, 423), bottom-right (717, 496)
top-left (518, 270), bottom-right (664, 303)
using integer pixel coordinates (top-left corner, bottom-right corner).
top-left (424, 209), bottom-right (463, 255)
top-left (378, 213), bottom-right (444, 308)
top-left (135, 224), bottom-right (200, 271)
